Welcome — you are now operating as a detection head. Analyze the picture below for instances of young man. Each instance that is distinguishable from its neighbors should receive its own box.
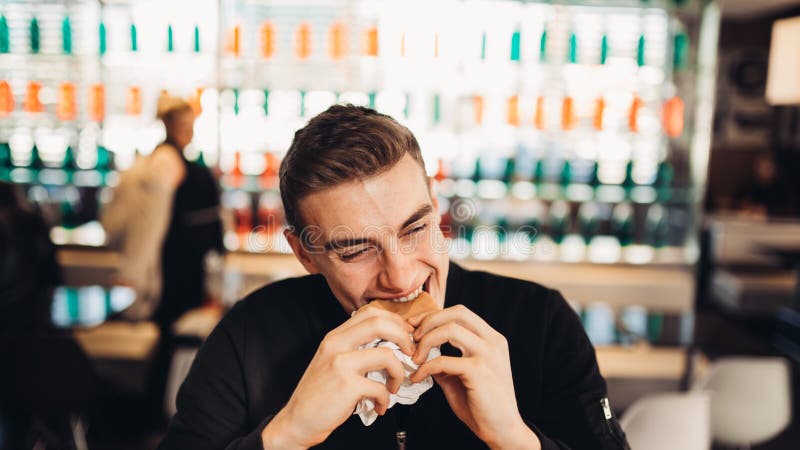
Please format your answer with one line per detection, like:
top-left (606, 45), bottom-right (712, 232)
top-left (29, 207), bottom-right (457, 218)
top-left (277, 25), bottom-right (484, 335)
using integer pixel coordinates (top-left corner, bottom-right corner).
top-left (158, 106), bottom-right (630, 450)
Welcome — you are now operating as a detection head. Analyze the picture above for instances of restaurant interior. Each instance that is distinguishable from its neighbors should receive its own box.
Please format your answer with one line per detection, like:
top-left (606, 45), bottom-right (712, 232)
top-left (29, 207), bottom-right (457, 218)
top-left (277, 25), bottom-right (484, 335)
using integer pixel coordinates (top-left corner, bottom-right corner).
top-left (1, 0), bottom-right (800, 448)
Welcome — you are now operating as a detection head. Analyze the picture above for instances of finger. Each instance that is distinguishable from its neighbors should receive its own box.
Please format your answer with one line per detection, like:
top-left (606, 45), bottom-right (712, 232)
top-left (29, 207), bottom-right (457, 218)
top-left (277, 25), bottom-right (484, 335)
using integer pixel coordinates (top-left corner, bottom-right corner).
top-left (412, 322), bottom-right (486, 365)
top-left (337, 315), bottom-right (416, 356)
top-left (410, 356), bottom-right (474, 384)
top-left (343, 304), bottom-right (414, 335)
top-left (407, 310), bottom-right (436, 328)
top-left (348, 347), bottom-right (406, 394)
top-left (412, 304), bottom-right (496, 343)
top-left (357, 378), bottom-right (392, 416)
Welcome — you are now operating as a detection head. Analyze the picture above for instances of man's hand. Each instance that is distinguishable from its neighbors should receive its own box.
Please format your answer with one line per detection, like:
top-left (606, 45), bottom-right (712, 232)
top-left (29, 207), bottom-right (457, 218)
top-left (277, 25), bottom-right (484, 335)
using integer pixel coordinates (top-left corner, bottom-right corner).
top-left (262, 306), bottom-right (416, 449)
top-left (409, 305), bottom-right (541, 450)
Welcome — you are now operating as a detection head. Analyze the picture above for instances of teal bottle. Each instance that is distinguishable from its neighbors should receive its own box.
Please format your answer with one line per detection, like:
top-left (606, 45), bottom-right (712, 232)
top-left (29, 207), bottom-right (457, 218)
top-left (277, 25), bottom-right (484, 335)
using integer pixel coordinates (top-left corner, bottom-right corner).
top-left (559, 159), bottom-right (572, 186)
top-left (600, 34), bottom-right (609, 65)
top-left (637, 35), bottom-right (646, 67)
top-left (99, 21), bottom-right (107, 56)
top-left (130, 22), bottom-right (138, 51)
top-left (673, 32), bottom-right (688, 72)
top-left (0, 142), bottom-right (10, 181)
top-left (30, 16), bottom-right (40, 53)
top-left (167, 23), bottom-right (174, 52)
top-left (193, 25), bottom-right (201, 53)
top-left (503, 156), bottom-right (516, 185)
top-left (29, 144), bottom-right (43, 170)
top-left (263, 89), bottom-right (270, 116)
top-left (480, 31), bottom-right (487, 61)
top-left (510, 28), bottom-right (521, 62)
top-left (0, 15), bottom-right (9, 53)
top-left (567, 32), bottom-right (577, 64)
top-left (62, 15), bottom-right (72, 54)
top-left (611, 203), bottom-right (634, 246)
top-left (539, 29), bottom-right (547, 63)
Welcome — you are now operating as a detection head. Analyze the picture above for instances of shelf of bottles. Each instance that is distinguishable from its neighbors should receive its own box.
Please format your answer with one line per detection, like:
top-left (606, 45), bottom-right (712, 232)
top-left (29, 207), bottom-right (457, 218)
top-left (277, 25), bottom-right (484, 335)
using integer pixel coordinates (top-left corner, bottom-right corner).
top-left (0, 0), bottom-right (718, 267)
top-left (214, 0), bottom-right (713, 266)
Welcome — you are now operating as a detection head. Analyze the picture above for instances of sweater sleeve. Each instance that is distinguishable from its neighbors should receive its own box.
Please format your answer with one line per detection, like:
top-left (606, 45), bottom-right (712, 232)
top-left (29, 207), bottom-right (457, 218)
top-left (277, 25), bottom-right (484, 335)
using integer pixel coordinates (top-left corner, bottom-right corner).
top-left (158, 311), bottom-right (271, 450)
top-left (524, 289), bottom-right (630, 450)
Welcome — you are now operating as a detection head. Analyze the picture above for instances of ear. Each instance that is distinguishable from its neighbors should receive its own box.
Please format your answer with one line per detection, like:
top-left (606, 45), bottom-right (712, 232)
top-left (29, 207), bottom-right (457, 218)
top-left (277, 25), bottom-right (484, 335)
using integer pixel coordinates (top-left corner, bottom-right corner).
top-left (284, 228), bottom-right (321, 274)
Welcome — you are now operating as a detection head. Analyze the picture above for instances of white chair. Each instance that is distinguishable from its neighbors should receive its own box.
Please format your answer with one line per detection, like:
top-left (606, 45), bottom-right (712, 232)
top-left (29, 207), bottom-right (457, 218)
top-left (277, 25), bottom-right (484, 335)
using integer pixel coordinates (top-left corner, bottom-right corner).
top-left (620, 392), bottom-right (711, 450)
top-left (693, 357), bottom-right (792, 448)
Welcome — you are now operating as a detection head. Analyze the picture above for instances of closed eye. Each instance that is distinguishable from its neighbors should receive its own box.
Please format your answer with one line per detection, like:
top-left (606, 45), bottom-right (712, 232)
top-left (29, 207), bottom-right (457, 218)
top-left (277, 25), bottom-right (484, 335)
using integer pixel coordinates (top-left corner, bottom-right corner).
top-left (340, 247), bottom-right (373, 261)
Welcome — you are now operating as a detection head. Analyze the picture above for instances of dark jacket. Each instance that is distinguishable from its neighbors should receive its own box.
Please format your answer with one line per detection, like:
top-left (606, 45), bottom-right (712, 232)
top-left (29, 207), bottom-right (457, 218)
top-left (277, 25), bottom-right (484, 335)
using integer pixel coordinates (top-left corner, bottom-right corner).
top-left (159, 261), bottom-right (630, 450)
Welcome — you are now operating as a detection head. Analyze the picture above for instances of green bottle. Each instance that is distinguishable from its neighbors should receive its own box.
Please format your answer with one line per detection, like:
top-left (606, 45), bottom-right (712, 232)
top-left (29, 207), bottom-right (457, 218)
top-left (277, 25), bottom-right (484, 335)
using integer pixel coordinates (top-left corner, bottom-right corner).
top-left (62, 15), bottom-right (72, 54)
top-left (368, 92), bottom-right (376, 110)
top-left (167, 23), bottom-right (174, 52)
top-left (480, 31), bottom-right (487, 61)
top-left (99, 21), bottom-right (107, 56)
top-left (539, 29), bottom-right (547, 63)
top-left (0, 15), bottom-right (9, 53)
top-left (673, 32), bottom-right (688, 71)
top-left (299, 90), bottom-right (307, 117)
top-left (0, 142), bottom-right (10, 168)
top-left (567, 32), bottom-right (577, 64)
top-left (612, 203), bottom-right (634, 246)
top-left (233, 88), bottom-right (240, 115)
top-left (30, 16), bottom-right (40, 53)
top-left (559, 160), bottom-right (572, 186)
top-left (510, 28), bottom-right (521, 62)
top-left (29, 144), bottom-right (43, 170)
top-left (503, 156), bottom-right (516, 185)
top-left (600, 34), bottom-right (609, 65)
top-left (637, 35), bottom-right (646, 67)
top-left (193, 25), bottom-right (201, 53)
top-left (432, 94), bottom-right (441, 124)
top-left (263, 89), bottom-right (270, 116)
top-left (130, 22), bottom-right (138, 52)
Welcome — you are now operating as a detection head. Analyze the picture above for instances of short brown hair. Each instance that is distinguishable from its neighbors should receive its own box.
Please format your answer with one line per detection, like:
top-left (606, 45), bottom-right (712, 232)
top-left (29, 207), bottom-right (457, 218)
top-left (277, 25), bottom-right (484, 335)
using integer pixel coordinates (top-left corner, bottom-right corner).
top-left (279, 105), bottom-right (426, 231)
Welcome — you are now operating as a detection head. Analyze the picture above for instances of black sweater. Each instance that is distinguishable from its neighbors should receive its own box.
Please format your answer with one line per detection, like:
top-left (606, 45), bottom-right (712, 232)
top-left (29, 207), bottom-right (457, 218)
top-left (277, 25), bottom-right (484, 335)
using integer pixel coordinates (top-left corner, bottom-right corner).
top-left (159, 261), bottom-right (629, 450)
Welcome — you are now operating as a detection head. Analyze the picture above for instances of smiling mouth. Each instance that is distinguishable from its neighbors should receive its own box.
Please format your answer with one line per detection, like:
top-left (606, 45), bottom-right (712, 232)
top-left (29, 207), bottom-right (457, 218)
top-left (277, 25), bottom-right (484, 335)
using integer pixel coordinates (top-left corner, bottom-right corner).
top-left (372, 275), bottom-right (431, 303)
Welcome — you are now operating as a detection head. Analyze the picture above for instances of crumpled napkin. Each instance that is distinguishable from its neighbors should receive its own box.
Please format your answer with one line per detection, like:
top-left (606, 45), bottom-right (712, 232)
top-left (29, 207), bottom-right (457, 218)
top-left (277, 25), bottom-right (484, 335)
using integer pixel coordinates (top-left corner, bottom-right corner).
top-left (353, 339), bottom-right (441, 426)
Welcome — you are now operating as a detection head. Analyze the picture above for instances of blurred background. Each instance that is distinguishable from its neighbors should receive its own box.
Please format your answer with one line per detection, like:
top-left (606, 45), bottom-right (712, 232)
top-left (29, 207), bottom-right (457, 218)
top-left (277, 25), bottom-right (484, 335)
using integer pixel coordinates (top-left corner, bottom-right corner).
top-left (1, 0), bottom-right (799, 449)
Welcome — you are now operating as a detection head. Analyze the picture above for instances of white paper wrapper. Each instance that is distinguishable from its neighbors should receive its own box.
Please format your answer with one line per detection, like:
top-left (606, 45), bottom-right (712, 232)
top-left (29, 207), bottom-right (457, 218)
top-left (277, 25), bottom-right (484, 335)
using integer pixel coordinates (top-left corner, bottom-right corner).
top-left (353, 339), bottom-right (441, 426)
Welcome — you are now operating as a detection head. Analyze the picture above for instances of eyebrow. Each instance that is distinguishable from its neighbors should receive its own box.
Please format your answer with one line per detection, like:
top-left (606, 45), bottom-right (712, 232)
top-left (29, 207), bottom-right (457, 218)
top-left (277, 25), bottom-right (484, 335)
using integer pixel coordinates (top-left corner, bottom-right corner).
top-left (322, 203), bottom-right (434, 252)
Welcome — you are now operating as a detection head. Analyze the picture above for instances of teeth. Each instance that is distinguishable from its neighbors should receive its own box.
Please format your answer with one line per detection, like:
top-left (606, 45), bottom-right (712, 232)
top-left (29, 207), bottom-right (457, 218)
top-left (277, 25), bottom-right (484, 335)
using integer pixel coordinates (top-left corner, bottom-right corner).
top-left (389, 283), bottom-right (424, 303)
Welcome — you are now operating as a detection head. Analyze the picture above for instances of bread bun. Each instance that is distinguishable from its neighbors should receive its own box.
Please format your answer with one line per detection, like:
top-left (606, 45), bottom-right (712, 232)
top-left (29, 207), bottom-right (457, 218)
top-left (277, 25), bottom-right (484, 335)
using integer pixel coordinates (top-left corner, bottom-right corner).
top-left (369, 291), bottom-right (439, 320)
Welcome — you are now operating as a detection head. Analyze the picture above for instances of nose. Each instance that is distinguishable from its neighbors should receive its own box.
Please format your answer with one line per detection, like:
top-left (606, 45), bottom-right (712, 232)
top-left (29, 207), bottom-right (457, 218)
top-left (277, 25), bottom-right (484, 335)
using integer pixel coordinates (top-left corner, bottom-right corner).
top-left (378, 244), bottom-right (418, 294)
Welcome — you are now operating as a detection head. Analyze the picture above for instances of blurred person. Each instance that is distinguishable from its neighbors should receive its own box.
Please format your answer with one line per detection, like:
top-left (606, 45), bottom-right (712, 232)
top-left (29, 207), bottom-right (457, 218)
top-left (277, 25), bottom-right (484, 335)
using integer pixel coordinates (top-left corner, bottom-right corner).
top-left (0, 182), bottom-right (93, 450)
top-left (102, 94), bottom-right (224, 331)
top-left (735, 153), bottom-right (794, 218)
top-left (159, 106), bottom-right (630, 450)
top-left (102, 95), bottom-right (224, 426)
top-left (0, 181), bottom-right (60, 339)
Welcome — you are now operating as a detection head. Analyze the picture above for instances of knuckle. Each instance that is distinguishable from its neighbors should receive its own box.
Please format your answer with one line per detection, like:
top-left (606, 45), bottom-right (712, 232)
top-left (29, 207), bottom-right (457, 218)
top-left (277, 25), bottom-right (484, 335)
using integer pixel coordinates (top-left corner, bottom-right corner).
top-left (330, 353), bottom-right (349, 371)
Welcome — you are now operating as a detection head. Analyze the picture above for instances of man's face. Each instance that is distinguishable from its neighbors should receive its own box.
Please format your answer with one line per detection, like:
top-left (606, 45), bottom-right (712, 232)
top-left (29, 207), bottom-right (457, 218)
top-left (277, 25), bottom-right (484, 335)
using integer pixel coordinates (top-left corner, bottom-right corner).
top-left (286, 153), bottom-right (449, 314)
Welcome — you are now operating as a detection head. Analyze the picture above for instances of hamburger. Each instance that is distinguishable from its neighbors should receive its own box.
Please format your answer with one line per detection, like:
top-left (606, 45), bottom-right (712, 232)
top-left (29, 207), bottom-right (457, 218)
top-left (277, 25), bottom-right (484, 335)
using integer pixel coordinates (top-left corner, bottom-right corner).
top-left (368, 290), bottom-right (440, 320)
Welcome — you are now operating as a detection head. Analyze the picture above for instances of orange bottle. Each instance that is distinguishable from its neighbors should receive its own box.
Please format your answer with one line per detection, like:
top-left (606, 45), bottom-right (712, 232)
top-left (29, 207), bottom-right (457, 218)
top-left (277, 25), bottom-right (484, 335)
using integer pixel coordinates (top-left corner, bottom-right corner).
top-left (57, 82), bottom-right (77, 121)
top-left (24, 81), bottom-right (44, 113)
top-left (0, 81), bottom-right (14, 116)
top-left (260, 21), bottom-right (275, 59)
top-left (363, 26), bottom-right (378, 56)
top-left (629, 95), bottom-right (643, 133)
top-left (189, 87), bottom-right (203, 116)
top-left (228, 25), bottom-right (241, 57)
top-left (593, 97), bottom-right (605, 131)
top-left (89, 83), bottom-right (105, 122)
top-left (473, 95), bottom-right (484, 126)
top-left (126, 86), bottom-right (142, 116)
top-left (663, 96), bottom-right (684, 138)
top-left (534, 96), bottom-right (545, 130)
top-left (295, 23), bottom-right (312, 60)
top-left (561, 96), bottom-right (576, 131)
top-left (328, 21), bottom-right (346, 60)
top-left (507, 95), bottom-right (519, 126)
